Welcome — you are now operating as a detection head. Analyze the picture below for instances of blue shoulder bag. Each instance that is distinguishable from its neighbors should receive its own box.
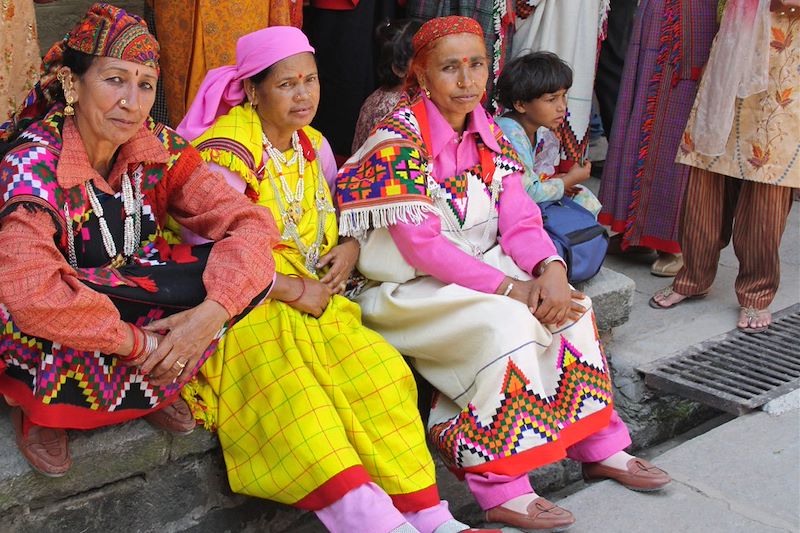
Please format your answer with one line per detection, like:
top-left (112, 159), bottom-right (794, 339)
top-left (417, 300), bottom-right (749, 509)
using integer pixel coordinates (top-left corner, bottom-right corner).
top-left (538, 198), bottom-right (608, 283)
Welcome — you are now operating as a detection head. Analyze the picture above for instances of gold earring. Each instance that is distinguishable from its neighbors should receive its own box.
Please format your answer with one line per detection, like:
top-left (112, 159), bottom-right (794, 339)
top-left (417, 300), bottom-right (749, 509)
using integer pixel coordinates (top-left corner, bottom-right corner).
top-left (64, 93), bottom-right (75, 116)
top-left (423, 87), bottom-right (431, 98)
top-left (58, 71), bottom-right (75, 116)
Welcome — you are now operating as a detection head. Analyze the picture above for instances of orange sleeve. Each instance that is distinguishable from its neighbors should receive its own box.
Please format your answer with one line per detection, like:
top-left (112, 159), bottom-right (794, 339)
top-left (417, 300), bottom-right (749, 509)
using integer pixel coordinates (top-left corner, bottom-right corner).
top-left (0, 204), bottom-right (127, 353)
top-left (165, 156), bottom-right (278, 317)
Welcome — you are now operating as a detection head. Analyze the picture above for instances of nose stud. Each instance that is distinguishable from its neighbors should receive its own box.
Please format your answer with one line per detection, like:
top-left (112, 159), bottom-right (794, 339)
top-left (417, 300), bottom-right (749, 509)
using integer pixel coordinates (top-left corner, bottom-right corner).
top-left (120, 99), bottom-right (127, 106)
top-left (457, 81), bottom-right (464, 88)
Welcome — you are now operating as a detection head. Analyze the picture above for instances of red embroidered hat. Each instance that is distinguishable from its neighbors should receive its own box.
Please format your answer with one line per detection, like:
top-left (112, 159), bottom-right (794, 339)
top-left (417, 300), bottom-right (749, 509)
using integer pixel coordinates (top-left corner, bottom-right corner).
top-left (46, 2), bottom-right (159, 74)
top-left (411, 16), bottom-right (484, 56)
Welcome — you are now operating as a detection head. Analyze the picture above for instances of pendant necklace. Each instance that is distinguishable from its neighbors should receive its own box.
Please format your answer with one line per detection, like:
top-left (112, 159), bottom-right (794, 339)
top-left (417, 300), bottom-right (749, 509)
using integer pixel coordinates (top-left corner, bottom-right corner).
top-left (262, 131), bottom-right (334, 274)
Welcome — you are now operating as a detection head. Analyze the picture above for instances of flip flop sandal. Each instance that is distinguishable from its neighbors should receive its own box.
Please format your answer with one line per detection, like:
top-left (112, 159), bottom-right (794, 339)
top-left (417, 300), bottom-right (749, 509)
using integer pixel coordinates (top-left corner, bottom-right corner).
top-left (648, 285), bottom-right (708, 309)
top-left (650, 254), bottom-right (683, 277)
top-left (737, 307), bottom-right (771, 334)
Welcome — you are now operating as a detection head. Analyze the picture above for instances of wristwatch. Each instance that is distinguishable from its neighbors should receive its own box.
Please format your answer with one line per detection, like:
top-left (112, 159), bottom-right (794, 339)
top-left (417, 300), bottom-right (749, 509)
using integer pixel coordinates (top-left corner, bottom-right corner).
top-left (535, 255), bottom-right (567, 277)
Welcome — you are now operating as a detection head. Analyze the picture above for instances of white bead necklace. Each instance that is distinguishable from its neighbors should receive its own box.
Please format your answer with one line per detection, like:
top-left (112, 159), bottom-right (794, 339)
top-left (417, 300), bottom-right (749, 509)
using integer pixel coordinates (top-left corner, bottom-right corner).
top-left (425, 161), bottom-right (501, 260)
top-left (262, 133), bottom-right (334, 274)
top-left (263, 132), bottom-right (305, 224)
top-left (81, 165), bottom-right (144, 267)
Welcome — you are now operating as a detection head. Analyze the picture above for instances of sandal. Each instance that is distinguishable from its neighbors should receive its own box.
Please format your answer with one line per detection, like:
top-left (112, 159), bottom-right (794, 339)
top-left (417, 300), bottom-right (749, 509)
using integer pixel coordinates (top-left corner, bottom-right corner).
top-left (648, 285), bottom-right (708, 309)
top-left (650, 253), bottom-right (683, 277)
top-left (738, 307), bottom-right (771, 334)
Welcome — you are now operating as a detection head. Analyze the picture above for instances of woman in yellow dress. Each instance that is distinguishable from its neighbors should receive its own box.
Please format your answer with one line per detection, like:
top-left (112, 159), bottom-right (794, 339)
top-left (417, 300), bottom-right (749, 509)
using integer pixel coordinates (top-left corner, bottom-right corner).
top-left (177, 27), bottom-right (492, 533)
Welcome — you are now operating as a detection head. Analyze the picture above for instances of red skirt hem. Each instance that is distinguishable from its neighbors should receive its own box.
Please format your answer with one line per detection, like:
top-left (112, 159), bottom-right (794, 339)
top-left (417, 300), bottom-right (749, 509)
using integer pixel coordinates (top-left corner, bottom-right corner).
top-left (0, 374), bottom-right (177, 430)
top-left (292, 465), bottom-right (372, 510)
top-left (452, 404), bottom-right (614, 479)
top-left (390, 483), bottom-right (441, 513)
top-left (597, 214), bottom-right (680, 253)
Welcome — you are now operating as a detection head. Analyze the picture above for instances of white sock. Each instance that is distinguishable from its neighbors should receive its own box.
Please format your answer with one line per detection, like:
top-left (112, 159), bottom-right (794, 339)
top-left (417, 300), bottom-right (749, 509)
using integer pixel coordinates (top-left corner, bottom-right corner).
top-left (598, 450), bottom-right (635, 470)
top-left (390, 524), bottom-right (421, 533)
top-left (431, 519), bottom-right (471, 533)
top-left (499, 490), bottom-right (540, 514)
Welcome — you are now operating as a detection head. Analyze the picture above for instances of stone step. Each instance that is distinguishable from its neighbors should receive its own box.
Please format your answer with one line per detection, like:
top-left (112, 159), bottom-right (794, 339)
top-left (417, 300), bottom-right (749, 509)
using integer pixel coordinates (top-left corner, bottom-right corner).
top-left (2, 266), bottom-right (643, 532)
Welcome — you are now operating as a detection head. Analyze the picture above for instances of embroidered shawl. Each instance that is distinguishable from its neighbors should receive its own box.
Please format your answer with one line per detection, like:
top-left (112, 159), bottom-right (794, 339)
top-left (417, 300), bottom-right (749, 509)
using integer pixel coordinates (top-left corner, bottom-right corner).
top-left (335, 94), bottom-right (523, 237)
top-left (0, 103), bottom-right (197, 255)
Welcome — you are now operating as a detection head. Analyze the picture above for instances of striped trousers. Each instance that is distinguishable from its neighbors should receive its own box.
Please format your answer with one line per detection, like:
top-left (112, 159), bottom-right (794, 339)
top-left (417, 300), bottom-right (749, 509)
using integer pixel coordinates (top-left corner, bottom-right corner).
top-left (673, 167), bottom-right (794, 309)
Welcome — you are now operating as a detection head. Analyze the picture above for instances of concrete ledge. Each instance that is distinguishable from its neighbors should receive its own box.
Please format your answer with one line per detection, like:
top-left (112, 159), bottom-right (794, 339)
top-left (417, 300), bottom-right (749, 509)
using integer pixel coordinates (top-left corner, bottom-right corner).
top-left (577, 266), bottom-right (635, 331)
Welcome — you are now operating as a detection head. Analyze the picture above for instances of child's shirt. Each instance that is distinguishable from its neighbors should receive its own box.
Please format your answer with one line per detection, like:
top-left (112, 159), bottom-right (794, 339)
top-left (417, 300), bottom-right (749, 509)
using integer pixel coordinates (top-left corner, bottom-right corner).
top-left (496, 116), bottom-right (601, 216)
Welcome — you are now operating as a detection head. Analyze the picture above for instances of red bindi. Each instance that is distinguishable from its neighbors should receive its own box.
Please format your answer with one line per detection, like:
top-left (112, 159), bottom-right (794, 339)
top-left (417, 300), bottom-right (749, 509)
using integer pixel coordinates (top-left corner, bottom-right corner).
top-left (462, 57), bottom-right (468, 63)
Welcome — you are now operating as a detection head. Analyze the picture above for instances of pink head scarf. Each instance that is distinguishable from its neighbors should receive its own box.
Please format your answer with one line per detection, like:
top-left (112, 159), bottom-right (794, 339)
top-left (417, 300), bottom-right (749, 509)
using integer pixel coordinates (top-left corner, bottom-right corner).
top-left (177, 26), bottom-right (315, 141)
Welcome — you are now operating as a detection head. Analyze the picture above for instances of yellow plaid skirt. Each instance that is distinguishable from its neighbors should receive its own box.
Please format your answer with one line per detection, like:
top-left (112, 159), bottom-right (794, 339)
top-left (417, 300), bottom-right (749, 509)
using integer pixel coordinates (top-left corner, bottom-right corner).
top-left (182, 294), bottom-right (438, 510)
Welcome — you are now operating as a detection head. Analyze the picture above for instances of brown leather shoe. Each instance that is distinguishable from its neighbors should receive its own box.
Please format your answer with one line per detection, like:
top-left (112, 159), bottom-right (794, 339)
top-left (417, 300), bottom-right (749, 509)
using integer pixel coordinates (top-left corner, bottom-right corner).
top-left (10, 408), bottom-right (71, 477)
top-left (144, 398), bottom-right (196, 435)
top-left (582, 457), bottom-right (671, 492)
top-left (485, 497), bottom-right (575, 532)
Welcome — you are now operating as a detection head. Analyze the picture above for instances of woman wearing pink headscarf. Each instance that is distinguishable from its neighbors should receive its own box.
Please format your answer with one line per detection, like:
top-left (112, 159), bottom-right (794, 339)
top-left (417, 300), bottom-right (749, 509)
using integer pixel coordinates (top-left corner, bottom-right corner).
top-left (176, 27), bottom-right (492, 533)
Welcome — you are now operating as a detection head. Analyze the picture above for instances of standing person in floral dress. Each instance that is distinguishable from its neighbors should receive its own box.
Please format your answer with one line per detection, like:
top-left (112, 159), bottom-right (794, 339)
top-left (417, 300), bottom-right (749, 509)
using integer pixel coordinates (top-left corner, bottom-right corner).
top-left (651, 0), bottom-right (799, 334)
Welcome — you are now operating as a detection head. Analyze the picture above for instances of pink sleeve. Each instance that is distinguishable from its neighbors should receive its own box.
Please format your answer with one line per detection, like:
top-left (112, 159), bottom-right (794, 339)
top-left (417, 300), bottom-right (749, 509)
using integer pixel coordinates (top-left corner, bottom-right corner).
top-left (387, 215), bottom-right (507, 294)
top-left (498, 172), bottom-right (558, 275)
top-left (181, 162), bottom-right (247, 245)
top-left (320, 137), bottom-right (338, 194)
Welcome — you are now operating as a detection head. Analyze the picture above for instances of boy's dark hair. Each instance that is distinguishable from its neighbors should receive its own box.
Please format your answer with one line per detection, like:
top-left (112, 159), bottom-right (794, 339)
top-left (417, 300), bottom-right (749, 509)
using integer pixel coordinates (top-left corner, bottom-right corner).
top-left (375, 19), bottom-right (422, 89)
top-left (496, 51), bottom-right (573, 110)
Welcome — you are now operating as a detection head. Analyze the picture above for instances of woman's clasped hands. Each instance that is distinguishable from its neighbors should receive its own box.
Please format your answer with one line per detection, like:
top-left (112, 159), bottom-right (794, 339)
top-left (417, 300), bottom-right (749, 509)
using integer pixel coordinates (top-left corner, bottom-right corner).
top-left (501, 262), bottom-right (586, 326)
top-left (117, 300), bottom-right (231, 386)
top-left (317, 237), bottom-right (360, 295)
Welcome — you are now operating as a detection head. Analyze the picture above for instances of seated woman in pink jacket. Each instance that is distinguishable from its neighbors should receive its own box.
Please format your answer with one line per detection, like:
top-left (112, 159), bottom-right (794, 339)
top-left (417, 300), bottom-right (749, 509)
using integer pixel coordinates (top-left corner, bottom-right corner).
top-left (336, 17), bottom-right (671, 532)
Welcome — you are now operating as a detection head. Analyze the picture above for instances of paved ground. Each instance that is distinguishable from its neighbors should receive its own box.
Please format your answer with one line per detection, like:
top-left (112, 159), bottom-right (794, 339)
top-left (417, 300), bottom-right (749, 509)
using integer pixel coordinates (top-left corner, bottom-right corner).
top-left (595, 185), bottom-right (800, 371)
top-left (539, 403), bottom-right (800, 533)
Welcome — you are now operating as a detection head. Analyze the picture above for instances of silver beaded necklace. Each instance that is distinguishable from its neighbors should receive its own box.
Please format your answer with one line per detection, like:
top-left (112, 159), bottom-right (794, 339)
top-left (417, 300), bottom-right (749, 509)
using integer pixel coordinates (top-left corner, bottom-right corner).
top-left (66, 165), bottom-right (144, 269)
top-left (261, 133), bottom-right (333, 274)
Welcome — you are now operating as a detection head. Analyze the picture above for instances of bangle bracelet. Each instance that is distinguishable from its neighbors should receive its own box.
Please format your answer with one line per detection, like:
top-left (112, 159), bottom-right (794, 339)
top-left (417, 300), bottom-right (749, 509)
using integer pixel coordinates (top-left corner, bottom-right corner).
top-left (502, 282), bottom-right (514, 296)
top-left (122, 323), bottom-right (142, 361)
top-left (143, 332), bottom-right (158, 358)
top-left (284, 274), bottom-right (306, 304)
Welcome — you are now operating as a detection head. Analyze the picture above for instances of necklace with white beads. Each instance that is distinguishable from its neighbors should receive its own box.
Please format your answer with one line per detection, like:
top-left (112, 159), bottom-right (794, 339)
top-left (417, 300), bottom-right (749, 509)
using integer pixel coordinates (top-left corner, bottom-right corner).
top-left (261, 133), bottom-right (333, 274)
top-left (263, 131), bottom-right (305, 224)
top-left (83, 165), bottom-right (143, 267)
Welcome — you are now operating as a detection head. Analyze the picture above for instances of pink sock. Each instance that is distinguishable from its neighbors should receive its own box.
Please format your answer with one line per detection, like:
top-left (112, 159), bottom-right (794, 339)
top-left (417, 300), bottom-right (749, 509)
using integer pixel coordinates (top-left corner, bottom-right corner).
top-left (465, 472), bottom-right (535, 510)
top-left (315, 482), bottom-right (408, 533)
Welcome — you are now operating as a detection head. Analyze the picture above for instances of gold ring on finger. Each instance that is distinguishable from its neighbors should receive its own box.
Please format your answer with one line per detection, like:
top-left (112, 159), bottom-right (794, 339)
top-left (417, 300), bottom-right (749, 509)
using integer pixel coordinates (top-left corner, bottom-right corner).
top-left (175, 360), bottom-right (187, 369)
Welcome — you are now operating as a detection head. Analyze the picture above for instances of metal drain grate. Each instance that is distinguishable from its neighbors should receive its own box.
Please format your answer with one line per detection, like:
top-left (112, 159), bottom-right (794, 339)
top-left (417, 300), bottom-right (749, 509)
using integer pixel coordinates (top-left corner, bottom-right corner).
top-left (639, 304), bottom-right (800, 415)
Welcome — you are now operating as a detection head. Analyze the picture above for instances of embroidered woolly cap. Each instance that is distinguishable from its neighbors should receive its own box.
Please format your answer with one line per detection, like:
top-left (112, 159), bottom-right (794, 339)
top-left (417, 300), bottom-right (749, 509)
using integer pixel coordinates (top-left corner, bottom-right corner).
top-left (45, 3), bottom-right (159, 74)
top-left (411, 16), bottom-right (484, 56)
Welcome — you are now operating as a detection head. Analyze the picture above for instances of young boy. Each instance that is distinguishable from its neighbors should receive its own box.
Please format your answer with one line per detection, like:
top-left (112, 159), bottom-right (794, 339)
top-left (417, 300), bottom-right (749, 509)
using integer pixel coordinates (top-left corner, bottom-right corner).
top-left (495, 52), bottom-right (601, 216)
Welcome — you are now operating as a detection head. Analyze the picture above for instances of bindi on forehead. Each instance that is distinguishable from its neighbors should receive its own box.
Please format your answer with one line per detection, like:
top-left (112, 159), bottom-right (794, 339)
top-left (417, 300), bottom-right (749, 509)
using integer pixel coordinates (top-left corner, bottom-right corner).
top-left (462, 57), bottom-right (468, 63)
